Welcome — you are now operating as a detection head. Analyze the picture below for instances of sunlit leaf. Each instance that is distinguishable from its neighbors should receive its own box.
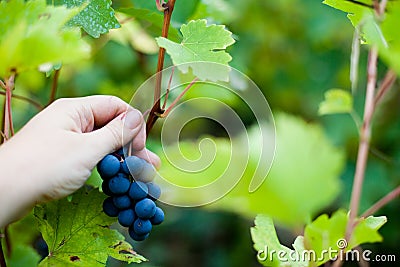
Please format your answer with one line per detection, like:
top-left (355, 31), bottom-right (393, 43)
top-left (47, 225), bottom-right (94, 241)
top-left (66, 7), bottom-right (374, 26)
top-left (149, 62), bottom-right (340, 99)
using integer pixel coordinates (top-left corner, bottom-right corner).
top-left (156, 19), bottom-right (235, 81)
top-left (251, 214), bottom-right (308, 267)
top-left (34, 188), bottom-right (145, 266)
top-left (158, 113), bottom-right (344, 227)
top-left (304, 210), bottom-right (386, 266)
top-left (318, 89), bottom-right (353, 115)
top-left (51, 0), bottom-right (120, 38)
top-left (0, 0), bottom-right (89, 78)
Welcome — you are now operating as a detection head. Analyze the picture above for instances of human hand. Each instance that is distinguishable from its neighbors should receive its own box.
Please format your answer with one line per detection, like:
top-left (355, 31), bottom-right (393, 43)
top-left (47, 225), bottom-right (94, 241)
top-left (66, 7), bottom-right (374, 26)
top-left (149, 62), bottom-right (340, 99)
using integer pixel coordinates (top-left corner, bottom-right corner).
top-left (0, 95), bottom-right (160, 227)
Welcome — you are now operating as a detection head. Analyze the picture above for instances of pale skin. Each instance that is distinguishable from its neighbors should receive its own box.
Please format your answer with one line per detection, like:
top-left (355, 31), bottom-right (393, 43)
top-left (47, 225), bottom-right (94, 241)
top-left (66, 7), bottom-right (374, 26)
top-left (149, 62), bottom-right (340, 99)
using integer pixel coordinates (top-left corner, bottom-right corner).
top-left (0, 95), bottom-right (160, 228)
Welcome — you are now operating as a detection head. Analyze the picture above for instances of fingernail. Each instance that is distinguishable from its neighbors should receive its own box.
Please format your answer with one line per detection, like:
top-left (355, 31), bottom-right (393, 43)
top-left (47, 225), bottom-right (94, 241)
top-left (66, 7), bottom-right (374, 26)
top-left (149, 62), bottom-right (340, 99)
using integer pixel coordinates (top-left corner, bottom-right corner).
top-left (125, 110), bottom-right (142, 129)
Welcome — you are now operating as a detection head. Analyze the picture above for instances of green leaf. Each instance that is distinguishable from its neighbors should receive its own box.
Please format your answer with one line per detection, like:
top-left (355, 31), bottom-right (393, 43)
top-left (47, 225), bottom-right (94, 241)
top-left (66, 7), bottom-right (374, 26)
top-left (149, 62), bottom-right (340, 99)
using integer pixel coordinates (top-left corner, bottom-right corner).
top-left (156, 19), bottom-right (235, 81)
top-left (118, 8), bottom-right (181, 42)
top-left (318, 89), bottom-right (353, 115)
top-left (34, 188), bottom-right (145, 266)
top-left (7, 244), bottom-right (41, 267)
top-left (351, 215), bottom-right (387, 248)
top-left (0, 0), bottom-right (89, 78)
top-left (251, 214), bottom-right (308, 267)
top-left (323, 0), bottom-right (400, 76)
top-left (190, 0), bottom-right (238, 24)
top-left (158, 113), bottom-right (344, 227)
top-left (304, 210), bottom-right (387, 266)
top-left (52, 0), bottom-right (120, 38)
top-left (323, 0), bottom-right (373, 27)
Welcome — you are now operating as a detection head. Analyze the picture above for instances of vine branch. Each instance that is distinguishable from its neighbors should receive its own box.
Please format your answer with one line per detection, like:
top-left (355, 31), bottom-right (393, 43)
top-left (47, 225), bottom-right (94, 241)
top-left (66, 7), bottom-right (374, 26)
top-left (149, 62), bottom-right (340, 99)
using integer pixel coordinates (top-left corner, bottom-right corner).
top-left (48, 68), bottom-right (61, 106)
top-left (362, 185), bottom-right (400, 218)
top-left (146, 0), bottom-right (177, 136)
top-left (0, 92), bottom-right (43, 110)
top-left (345, 46), bottom-right (378, 241)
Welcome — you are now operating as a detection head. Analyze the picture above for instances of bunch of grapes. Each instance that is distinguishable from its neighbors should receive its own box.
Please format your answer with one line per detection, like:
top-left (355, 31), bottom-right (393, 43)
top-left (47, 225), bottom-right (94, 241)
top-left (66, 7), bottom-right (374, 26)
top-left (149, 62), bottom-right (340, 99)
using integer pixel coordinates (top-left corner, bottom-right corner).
top-left (97, 149), bottom-right (164, 241)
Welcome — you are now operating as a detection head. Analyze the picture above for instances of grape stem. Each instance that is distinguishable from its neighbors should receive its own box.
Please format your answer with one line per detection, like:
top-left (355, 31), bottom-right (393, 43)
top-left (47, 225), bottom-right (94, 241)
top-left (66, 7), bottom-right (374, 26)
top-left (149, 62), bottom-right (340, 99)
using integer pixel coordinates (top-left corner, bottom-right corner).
top-left (333, 2), bottom-right (394, 267)
top-left (48, 68), bottom-right (61, 106)
top-left (0, 91), bottom-right (43, 110)
top-left (145, 0), bottom-right (176, 137)
top-left (361, 185), bottom-right (400, 218)
top-left (159, 77), bottom-right (199, 118)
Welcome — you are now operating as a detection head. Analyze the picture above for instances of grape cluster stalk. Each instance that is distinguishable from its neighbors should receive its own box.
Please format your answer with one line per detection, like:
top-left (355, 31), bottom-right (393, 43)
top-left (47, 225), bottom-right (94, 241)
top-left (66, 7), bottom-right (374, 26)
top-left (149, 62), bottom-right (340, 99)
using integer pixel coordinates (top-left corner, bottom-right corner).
top-left (97, 150), bottom-right (164, 241)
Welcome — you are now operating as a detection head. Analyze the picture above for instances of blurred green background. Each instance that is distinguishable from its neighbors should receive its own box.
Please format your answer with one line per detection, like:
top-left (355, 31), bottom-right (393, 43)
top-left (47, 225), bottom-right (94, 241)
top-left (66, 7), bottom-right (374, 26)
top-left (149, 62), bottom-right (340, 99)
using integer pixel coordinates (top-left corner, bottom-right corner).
top-left (4, 0), bottom-right (400, 266)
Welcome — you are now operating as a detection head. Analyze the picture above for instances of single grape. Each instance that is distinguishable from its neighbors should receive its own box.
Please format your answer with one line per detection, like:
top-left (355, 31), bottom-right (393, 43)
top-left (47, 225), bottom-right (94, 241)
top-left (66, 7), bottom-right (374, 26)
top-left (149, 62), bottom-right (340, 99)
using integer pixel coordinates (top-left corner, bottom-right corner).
top-left (97, 154), bottom-right (120, 179)
top-left (137, 162), bottom-right (156, 183)
top-left (150, 207), bottom-right (164, 225)
top-left (128, 227), bottom-right (149, 241)
top-left (128, 181), bottom-right (148, 200)
top-left (135, 198), bottom-right (156, 219)
top-left (103, 197), bottom-right (119, 217)
top-left (108, 174), bottom-right (130, 195)
top-left (124, 156), bottom-right (145, 177)
top-left (146, 182), bottom-right (161, 200)
top-left (133, 218), bottom-right (152, 235)
top-left (118, 209), bottom-right (136, 227)
top-left (113, 195), bottom-right (131, 209)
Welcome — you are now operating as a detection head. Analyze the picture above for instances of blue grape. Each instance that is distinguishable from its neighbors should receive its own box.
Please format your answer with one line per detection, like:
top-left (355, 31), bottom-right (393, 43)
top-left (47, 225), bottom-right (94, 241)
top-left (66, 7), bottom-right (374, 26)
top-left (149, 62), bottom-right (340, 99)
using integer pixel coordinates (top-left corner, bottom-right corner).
top-left (124, 156), bottom-right (145, 177)
top-left (135, 198), bottom-right (156, 219)
top-left (147, 182), bottom-right (161, 200)
top-left (150, 207), bottom-right (164, 225)
top-left (118, 209), bottom-right (136, 227)
top-left (113, 195), bottom-right (131, 209)
top-left (103, 197), bottom-right (119, 217)
top-left (133, 219), bottom-right (152, 235)
top-left (137, 162), bottom-right (156, 183)
top-left (97, 154), bottom-right (120, 179)
top-left (108, 175), bottom-right (130, 195)
top-left (128, 181), bottom-right (148, 200)
top-left (129, 227), bottom-right (149, 241)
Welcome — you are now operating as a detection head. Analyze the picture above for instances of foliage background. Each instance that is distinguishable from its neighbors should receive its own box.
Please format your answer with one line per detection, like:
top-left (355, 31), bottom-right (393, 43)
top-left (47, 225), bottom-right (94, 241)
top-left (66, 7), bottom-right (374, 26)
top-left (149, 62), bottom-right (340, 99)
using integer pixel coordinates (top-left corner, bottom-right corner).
top-left (2, 0), bottom-right (399, 266)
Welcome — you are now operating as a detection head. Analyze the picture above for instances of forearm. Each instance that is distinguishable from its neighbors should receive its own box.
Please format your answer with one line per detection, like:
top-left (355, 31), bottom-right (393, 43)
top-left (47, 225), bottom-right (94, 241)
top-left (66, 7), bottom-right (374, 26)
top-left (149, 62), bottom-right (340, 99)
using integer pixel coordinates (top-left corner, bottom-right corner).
top-left (0, 139), bottom-right (41, 227)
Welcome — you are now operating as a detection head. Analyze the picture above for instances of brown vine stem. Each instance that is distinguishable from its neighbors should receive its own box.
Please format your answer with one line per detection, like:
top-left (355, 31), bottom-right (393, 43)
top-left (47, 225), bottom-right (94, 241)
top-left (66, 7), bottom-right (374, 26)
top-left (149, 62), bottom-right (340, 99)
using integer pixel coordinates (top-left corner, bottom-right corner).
top-left (345, 47), bottom-right (378, 241)
top-left (160, 77), bottom-right (199, 118)
top-left (146, 0), bottom-right (176, 137)
top-left (362, 185), bottom-right (400, 218)
top-left (48, 68), bottom-right (60, 106)
top-left (374, 69), bottom-right (396, 107)
top-left (0, 92), bottom-right (43, 110)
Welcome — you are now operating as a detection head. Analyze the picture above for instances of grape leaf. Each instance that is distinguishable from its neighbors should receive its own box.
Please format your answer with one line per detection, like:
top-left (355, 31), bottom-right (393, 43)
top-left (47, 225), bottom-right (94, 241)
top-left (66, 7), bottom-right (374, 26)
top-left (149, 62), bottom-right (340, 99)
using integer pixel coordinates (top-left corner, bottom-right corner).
top-left (323, 0), bottom-right (400, 76)
top-left (156, 19), bottom-right (235, 81)
top-left (251, 214), bottom-right (308, 267)
top-left (190, 0), bottom-right (238, 24)
top-left (0, 0), bottom-right (89, 78)
top-left (34, 188), bottom-right (145, 266)
top-left (7, 244), bottom-right (41, 267)
top-left (118, 8), bottom-right (181, 42)
top-left (51, 0), bottom-right (120, 38)
top-left (318, 89), bottom-right (353, 115)
top-left (304, 210), bottom-right (387, 266)
top-left (158, 113), bottom-right (344, 227)
top-left (323, 0), bottom-right (373, 27)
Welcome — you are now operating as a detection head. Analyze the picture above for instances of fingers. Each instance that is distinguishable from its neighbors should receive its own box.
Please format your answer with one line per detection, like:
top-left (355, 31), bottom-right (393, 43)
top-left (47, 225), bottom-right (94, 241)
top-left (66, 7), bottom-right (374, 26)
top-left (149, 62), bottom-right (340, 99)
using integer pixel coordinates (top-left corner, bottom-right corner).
top-left (133, 148), bottom-right (161, 169)
top-left (87, 109), bottom-right (145, 156)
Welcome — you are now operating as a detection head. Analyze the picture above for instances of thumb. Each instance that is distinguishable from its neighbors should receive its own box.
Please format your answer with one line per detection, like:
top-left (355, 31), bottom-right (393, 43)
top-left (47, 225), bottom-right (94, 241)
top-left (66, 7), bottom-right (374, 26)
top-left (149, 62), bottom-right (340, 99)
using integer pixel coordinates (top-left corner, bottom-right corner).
top-left (87, 109), bottom-right (145, 156)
